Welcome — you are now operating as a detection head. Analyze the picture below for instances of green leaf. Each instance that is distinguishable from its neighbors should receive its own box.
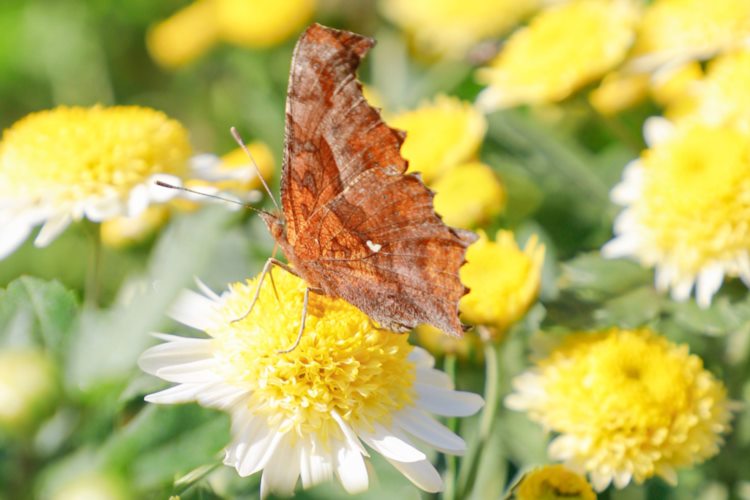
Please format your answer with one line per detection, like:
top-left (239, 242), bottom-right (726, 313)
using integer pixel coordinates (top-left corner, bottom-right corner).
top-left (0, 276), bottom-right (78, 358)
top-left (559, 252), bottom-right (652, 302)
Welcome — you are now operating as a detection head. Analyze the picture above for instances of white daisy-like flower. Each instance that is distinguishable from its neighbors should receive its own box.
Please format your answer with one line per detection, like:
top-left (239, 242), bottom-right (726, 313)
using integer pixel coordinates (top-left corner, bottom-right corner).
top-left (603, 116), bottom-right (750, 307)
top-left (0, 106), bottom-right (196, 259)
top-left (139, 269), bottom-right (483, 497)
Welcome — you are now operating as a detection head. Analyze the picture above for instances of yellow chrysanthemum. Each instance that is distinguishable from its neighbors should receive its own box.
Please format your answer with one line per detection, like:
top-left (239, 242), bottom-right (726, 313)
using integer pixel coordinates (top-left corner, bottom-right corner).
top-left (589, 72), bottom-right (650, 115)
top-left (380, 0), bottom-right (537, 59)
top-left (415, 324), bottom-right (482, 360)
top-left (0, 349), bottom-right (58, 434)
top-left (388, 95), bottom-right (487, 183)
top-left (604, 117), bottom-right (750, 306)
top-left (667, 49), bottom-right (750, 131)
top-left (101, 141), bottom-right (274, 248)
top-left (459, 230), bottom-right (545, 333)
top-left (477, 0), bottom-right (638, 110)
top-left (513, 465), bottom-right (596, 500)
top-left (146, 0), bottom-right (219, 69)
top-left (216, 0), bottom-right (315, 48)
top-left (506, 327), bottom-right (733, 491)
top-left (650, 61), bottom-right (703, 108)
top-left (0, 106), bottom-right (192, 259)
top-left (629, 0), bottom-right (750, 73)
top-left (432, 161), bottom-right (504, 229)
top-left (140, 269), bottom-right (483, 496)
top-left (148, 0), bottom-right (315, 68)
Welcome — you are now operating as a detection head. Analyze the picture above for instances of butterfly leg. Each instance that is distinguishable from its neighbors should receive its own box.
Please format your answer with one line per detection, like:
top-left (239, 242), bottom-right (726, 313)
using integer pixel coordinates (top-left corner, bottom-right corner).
top-left (231, 257), bottom-right (297, 323)
top-left (277, 286), bottom-right (324, 354)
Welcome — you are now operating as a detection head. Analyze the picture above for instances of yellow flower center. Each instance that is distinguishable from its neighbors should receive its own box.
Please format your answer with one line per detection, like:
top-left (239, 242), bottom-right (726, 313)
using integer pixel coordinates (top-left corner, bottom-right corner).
top-left (0, 106), bottom-right (191, 202)
top-left (459, 230), bottom-right (544, 332)
top-left (636, 123), bottom-right (750, 274)
top-left (209, 269), bottom-right (415, 436)
top-left (516, 465), bottom-right (596, 500)
top-left (538, 328), bottom-right (731, 479)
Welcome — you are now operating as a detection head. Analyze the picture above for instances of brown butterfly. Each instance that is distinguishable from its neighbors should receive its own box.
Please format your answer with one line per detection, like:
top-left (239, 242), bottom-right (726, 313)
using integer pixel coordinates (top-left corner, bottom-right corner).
top-left (164, 24), bottom-right (476, 350)
top-left (254, 23), bottom-right (476, 346)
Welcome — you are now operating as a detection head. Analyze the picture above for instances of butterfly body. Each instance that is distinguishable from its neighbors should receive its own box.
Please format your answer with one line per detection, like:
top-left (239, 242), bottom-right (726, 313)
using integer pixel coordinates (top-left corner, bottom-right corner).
top-left (267, 24), bottom-right (476, 337)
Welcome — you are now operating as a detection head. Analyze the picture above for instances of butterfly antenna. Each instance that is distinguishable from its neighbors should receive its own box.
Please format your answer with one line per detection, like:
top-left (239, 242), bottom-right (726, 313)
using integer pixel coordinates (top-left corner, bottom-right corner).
top-left (230, 127), bottom-right (281, 213)
top-left (155, 180), bottom-right (262, 214)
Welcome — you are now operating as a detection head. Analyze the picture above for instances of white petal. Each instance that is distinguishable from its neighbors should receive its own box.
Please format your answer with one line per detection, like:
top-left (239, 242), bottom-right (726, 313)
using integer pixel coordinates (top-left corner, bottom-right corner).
top-left (148, 174), bottom-right (182, 202)
top-left (127, 184), bottom-right (150, 217)
top-left (671, 276), bottom-right (695, 302)
top-left (260, 439), bottom-right (301, 498)
top-left (189, 153), bottom-right (221, 174)
top-left (358, 423), bottom-right (426, 463)
top-left (34, 212), bottom-right (72, 247)
top-left (145, 382), bottom-right (213, 404)
top-left (300, 436), bottom-right (334, 488)
top-left (643, 116), bottom-right (675, 147)
top-left (601, 236), bottom-right (640, 259)
top-left (168, 289), bottom-right (218, 330)
top-left (153, 358), bottom-right (220, 383)
top-left (387, 458), bottom-right (443, 493)
top-left (138, 336), bottom-right (214, 375)
top-left (195, 277), bottom-right (221, 301)
top-left (335, 439), bottom-right (369, 494)
top-left (610, 161), bottom-right (643, 204)
top-left (415, 384), bottom-right (484, 417)
top-left (195, 384), bottom-right (249, 409)
top-left (613, 469), bottom-right (633, 489)
top-left (229, 417), bottom-right (285, 477)
top-left (415, 367), bottom-right (454, 389)
top-left (696, 264), bottom-right (724, 308)
top-left (394, 408), bottom-right (466, 455)
top-left (331, 410), bottom-right (368, 456)
top-left (408, 347), bottom-right (435, 369)
top-left (0, 216), bottom-right (33, 259)
top-left (83, 195), bottom-right (123, 221)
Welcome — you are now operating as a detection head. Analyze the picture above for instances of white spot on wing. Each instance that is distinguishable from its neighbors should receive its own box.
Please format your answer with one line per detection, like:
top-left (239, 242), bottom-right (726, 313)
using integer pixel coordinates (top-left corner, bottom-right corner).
top-left (366, 240), bottom-right (382, 253)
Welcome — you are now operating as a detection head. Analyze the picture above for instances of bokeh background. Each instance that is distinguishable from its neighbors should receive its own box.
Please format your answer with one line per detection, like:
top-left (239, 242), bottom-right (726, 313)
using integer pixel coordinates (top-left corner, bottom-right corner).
top-left (2, 0), bottom-right (750, 499)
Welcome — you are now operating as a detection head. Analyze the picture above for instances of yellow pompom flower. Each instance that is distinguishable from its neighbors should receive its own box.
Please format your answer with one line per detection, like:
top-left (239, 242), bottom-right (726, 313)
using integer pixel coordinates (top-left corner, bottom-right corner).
top-left (388, 95), bottom-right (487, 183)
top-left (667, 49), bottom-right (750, 131)
top-left (629, 0), bottom-right (750, 73)
top-left (650, 61), bottom-right (703, 108)
top-left (216, 0), bottom-right (315, 48)
top-left (140, 269), bottom-right (483, 496)
top-left (432, 162), bottom-right (505, 229)
top-left (589, 72), bottom-right (650, 115)
top-left (415, 324), bottom-right (482, 360)
top-left (477, 0), bottom-right (638, 111)
top-left (603, 117), bottom-right (750, 307)
top-left (506, 327), bottom-right (733, 491)
top-left (0, 106), bottom-right (192, 259)
top-left (146, 0), bottom-right (219, 69)
top-left (380, 0), bottom-right (537, 59)
top-left (102, 140), bottom-right (275, 248)
top-left (459, 231), bottom-right (545, 333)
top-left (513, 465), bottom-right (596, 500)
top-left (0, 349), bottom-right (58, 434)
top-left (148, 0), bottom-right (315, 68)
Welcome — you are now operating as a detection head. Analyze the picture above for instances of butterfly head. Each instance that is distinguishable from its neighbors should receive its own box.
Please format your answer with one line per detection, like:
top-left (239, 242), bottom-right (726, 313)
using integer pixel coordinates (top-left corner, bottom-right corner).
top-left (260, 211), bottom-right (286, 243)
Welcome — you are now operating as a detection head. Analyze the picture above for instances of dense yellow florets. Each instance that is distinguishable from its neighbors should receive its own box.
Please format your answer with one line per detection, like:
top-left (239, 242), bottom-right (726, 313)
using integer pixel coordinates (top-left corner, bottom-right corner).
top-left (209, 269), bottom-right (415, 435)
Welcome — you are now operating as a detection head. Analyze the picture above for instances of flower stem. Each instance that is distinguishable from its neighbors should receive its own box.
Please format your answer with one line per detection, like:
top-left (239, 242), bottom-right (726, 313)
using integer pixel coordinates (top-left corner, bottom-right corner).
top-left (444, 353), bottom-right (458, 500)
top-left (84, 221), bottom-right (102, 308)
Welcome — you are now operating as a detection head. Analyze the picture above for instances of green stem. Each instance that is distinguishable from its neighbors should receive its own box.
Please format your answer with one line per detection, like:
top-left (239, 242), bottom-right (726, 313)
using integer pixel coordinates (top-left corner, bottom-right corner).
top-left (457, 327), bottom-right (502, 498)
top-left (444, 353), bottom-right (458, 500)
top-left (84, 221), bottom-right (102, 308)
top-left (478, 327), bottom-right (500, 441)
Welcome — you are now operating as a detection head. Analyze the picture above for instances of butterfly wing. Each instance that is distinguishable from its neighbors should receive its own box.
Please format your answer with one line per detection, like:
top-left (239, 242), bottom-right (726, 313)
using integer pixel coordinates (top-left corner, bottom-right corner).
top-left (280, 24), bottom-right (475, 336)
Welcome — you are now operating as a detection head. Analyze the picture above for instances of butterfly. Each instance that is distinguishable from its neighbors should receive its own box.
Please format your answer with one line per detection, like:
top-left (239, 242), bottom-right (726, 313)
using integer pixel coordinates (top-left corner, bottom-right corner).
top-left (235, 23), bottom-right (477, 351)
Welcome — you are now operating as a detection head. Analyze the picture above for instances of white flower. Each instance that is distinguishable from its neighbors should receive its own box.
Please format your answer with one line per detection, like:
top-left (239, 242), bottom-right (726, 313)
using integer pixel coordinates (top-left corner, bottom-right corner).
top-left (139, 270), bottom-right (483, 497)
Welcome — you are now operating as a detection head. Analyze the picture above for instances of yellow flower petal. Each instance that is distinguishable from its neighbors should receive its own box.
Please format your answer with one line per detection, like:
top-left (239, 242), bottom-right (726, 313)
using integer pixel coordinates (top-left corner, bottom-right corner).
top-left (589, 71), bottom-right (650, 115)
top-left (515, 465), bottom-right (596, 500)
top-left (147, 0), bottom-right (219, 69)
top-left (388, 95), bottom-right (486, 183)
top-left (380, 0), bottom-right (537, 59)
top-left (507, 328), bottom-right (733, 491)
top-left (432, 161), bottom-right (505, 229)
top-left (605, 118), bottom-right (750, 306)
top-left (216, 0), bottom-right (316, 48)
top-left (459, 230), bottom-right (544, 333)
top-left (477, 0), bottom-right (638, 110)
top-left (631, 0), bottom-right (750, 72)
